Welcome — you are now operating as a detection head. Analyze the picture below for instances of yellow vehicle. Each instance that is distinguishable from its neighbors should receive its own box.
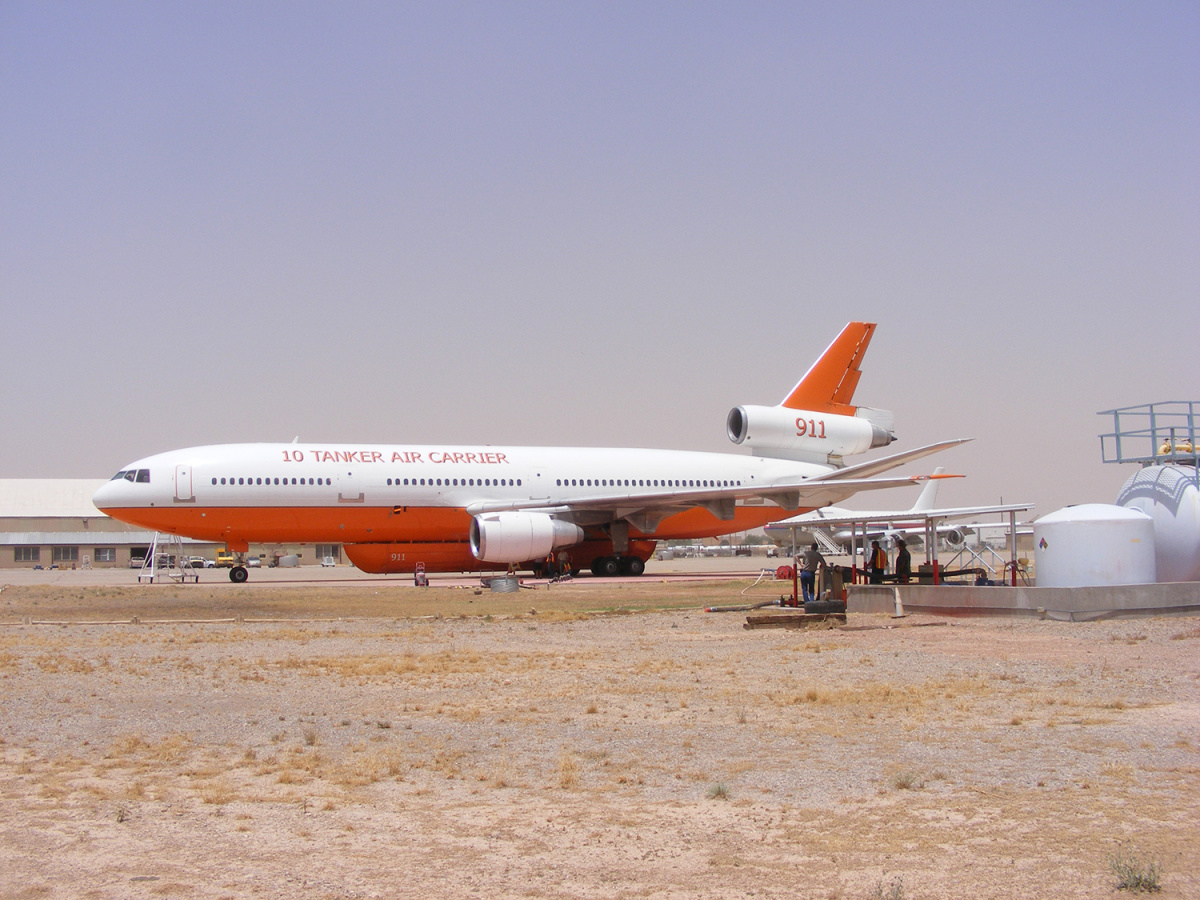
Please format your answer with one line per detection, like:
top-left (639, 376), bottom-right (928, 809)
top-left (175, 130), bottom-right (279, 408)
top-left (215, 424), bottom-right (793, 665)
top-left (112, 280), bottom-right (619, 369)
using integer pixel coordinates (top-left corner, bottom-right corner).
top-left (215, 550), bottom-right (235, 568)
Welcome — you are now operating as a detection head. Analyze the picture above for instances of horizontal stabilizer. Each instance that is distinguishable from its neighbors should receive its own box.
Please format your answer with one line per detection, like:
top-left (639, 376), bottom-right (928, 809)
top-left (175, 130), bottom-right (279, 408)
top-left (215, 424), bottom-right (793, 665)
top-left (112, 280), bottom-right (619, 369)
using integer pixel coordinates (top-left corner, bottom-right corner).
top-left (810, 439), bottom-right (971, 482)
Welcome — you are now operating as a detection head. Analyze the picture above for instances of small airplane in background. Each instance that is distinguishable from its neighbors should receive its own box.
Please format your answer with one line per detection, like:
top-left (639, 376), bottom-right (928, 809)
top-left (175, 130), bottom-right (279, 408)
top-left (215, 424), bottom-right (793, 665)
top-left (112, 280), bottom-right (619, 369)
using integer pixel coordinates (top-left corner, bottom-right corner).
top-left (94, 322), bottom-right (968, 582)
top-left (764, 468), bottom-right (1032, 554)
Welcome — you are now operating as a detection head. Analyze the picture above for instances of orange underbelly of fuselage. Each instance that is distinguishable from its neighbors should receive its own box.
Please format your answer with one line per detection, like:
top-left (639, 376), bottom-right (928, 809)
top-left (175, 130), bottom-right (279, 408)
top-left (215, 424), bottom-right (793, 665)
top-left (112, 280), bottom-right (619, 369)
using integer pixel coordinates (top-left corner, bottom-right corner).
top-left (98, 503), bottom-right (801, 572)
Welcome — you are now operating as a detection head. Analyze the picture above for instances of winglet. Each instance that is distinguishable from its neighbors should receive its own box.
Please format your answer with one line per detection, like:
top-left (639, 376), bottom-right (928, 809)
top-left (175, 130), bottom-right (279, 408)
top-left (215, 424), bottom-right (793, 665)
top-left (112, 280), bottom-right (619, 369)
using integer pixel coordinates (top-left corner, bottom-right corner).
top-left (780, 322), bottom-right (875, 414)
top-left (909, 467), bottom-right (964, 512)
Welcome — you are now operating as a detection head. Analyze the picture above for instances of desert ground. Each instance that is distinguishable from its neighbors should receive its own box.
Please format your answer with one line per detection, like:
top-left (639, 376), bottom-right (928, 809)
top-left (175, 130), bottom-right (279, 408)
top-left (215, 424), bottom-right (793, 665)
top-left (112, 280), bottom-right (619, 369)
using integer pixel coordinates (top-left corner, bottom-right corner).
top-left (0, 568), bottom-right (1197, 899)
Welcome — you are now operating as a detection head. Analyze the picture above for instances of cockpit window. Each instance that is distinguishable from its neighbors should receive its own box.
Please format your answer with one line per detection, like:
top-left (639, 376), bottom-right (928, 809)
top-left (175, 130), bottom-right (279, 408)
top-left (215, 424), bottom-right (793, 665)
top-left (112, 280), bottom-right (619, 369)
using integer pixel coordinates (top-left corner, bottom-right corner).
top-left (111, 469), bottom-right (150, 482)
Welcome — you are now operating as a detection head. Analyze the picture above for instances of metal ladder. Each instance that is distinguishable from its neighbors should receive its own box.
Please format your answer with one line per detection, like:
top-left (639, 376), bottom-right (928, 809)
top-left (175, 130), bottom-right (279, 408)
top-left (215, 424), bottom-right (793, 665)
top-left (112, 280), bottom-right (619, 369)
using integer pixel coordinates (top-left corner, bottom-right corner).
top-left (137, 533), bottom-right (198, 583)
top-left (812, 529), bottom-right (844, 557)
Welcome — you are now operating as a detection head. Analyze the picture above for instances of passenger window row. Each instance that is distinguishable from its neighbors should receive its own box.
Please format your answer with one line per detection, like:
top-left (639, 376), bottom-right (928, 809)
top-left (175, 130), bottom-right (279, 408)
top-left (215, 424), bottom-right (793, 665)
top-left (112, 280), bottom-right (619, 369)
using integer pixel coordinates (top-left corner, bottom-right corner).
top-left (386, 477), bottom-right (521, 487)
top-left (200, 475), bottom-right (735, 490)
top-left (204, 476), bottom-right (524, 488)
top-left (555, 478), bottom-right (739, 489)
top-left (210, 477), bottom-right (331, 486)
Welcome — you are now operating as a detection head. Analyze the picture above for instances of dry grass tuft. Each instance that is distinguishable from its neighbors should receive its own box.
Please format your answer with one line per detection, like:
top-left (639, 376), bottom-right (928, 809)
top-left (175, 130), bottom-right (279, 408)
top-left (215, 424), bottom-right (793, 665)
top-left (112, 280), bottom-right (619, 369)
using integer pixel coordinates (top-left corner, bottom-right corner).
top-left (706, 782), bottom-right (730, 800)
top-left (889, 771), bottom-right (924, 791)
top-left (198, 776), bottom-right (236, 805)
top-left (336, 747), bottom-right (407, 786)
top-left (106, 733), bottom-right (193, 765)
top-left (870, 876), bottom-right (906, 900)
top-left (33, 653), bottom-right (96, 674)
top-left (1110, 848), bottom-right (1163, 893)
top-left (272, 648), bottom-right (561, 681)
top-left (557, 751), bottom-right (580, 790)
top-left (1101, 762), bottom-right (1135, 780)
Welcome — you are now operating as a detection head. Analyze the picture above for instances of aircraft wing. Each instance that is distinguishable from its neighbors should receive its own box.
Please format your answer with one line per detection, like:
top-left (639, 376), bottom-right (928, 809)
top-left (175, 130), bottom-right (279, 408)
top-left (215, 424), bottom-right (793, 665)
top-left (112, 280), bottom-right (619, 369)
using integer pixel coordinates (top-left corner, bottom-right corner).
top-left (902, 503), bottom-right (1034, 522)
top-left (465, 439), bottom-right (971, 530)
top-left (774, 501), bottom-right (1035, 530)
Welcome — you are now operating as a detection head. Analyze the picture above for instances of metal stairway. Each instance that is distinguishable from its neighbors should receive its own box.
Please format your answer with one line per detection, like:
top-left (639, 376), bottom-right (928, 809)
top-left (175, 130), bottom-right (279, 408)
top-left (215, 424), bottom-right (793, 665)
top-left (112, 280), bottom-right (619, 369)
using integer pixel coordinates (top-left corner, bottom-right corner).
top-left (137, 533), bottom-right (198, 583)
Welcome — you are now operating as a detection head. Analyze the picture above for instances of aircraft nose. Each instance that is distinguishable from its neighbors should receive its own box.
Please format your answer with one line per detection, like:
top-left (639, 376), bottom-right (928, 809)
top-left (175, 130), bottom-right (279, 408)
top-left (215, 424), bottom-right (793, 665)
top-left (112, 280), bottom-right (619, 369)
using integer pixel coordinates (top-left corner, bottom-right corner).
top-left (92, 478), bottom-right (126, 512)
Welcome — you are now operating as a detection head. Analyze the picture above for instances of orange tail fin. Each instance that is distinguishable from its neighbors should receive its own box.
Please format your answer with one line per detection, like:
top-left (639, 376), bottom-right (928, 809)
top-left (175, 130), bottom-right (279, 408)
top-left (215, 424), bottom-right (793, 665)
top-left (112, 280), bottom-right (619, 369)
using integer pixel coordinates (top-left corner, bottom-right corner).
top-left (780, 322), bottom-right (876, 414)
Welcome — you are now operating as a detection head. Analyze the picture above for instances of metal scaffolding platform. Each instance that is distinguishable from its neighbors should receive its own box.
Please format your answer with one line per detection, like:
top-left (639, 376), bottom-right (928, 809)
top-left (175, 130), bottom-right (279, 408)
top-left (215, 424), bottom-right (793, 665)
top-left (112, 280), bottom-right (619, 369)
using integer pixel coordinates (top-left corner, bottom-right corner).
top-left (1098, 401), bottom-right (1199, 470)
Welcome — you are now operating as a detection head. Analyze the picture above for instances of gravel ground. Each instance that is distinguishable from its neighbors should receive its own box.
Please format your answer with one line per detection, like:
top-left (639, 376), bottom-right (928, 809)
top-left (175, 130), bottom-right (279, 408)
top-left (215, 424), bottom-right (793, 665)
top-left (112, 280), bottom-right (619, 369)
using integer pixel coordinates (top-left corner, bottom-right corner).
top-left (1, 586), bottom-right (1197, 899)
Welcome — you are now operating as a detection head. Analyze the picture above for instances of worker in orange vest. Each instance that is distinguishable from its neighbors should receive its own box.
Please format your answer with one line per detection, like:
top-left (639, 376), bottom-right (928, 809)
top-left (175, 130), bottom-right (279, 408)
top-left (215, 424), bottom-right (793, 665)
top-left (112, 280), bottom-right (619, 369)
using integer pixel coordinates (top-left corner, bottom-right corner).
top-left (866, 540), bottom-right (887, 584)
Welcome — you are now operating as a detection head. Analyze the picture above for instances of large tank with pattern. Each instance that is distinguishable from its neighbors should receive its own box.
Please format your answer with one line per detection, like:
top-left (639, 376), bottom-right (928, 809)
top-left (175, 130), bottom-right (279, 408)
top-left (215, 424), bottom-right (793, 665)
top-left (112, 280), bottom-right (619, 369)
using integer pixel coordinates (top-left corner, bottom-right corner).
top-left (1116, 465), bottom-right (1200, 583)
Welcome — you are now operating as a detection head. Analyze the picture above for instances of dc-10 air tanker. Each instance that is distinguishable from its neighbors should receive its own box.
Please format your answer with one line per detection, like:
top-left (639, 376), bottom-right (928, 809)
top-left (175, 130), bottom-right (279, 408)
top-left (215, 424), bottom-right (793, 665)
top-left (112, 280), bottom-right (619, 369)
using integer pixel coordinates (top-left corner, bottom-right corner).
top-left (93, 322), bottom-right (967, 582)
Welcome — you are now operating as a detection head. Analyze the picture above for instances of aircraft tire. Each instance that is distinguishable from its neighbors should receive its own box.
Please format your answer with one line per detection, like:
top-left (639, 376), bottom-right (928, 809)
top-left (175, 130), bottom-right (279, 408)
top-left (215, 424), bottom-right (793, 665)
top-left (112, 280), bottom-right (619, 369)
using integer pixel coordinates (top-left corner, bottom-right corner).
top-left (620, 556), bottom-right (645, 577)
top-left (593, 556), bottom-right (620, 577)
top-left (230, 566), bottom-right (249, 584)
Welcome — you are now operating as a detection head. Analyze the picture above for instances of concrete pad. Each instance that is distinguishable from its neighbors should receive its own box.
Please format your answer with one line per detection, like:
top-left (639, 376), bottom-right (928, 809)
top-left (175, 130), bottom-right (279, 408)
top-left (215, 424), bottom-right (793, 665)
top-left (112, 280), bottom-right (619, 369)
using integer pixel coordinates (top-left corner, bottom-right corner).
top-left (851, 581), bottom-right (1200, 621)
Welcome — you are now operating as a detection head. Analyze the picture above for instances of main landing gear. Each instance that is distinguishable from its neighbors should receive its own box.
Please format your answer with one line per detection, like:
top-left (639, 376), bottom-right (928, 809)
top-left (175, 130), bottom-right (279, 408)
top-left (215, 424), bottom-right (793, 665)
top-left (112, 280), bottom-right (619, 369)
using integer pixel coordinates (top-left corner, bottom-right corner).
top-left (228, 550), bottom-right (250, 583)
top-left (590, 555), bottom-right (646, 577)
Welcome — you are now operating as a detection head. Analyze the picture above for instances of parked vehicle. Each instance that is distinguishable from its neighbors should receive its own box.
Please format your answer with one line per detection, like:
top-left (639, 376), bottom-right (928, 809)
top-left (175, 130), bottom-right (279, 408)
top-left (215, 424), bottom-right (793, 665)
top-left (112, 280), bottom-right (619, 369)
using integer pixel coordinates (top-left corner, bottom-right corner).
top-left (214, 550), bottom-right (234, 567)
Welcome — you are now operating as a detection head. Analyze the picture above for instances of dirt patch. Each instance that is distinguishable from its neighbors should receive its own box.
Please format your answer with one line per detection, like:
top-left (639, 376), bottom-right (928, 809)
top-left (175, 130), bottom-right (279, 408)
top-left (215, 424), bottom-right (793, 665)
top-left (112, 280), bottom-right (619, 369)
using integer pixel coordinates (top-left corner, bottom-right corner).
top-left (0, 578), bottom-right (740, 622)
top-left (0, 582), bottom-right (1197, 898)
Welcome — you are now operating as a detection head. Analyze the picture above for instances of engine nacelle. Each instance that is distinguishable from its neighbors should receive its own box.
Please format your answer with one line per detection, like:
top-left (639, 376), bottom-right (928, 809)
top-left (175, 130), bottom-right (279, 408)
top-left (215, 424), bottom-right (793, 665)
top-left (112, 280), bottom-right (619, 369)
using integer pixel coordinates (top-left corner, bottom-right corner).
top-left (469, 511), bottom-right (585, 564)
top-left (727, 405), bottom-right (894, 464)
top-left (943, 527), bottom-right (969, 548)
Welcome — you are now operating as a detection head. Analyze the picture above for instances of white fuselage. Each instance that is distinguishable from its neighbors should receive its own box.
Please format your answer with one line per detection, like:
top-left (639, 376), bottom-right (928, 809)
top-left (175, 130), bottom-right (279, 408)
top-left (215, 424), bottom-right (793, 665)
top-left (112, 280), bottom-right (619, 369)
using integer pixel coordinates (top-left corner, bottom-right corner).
top-left (93, 442), bottom-right (836, 573)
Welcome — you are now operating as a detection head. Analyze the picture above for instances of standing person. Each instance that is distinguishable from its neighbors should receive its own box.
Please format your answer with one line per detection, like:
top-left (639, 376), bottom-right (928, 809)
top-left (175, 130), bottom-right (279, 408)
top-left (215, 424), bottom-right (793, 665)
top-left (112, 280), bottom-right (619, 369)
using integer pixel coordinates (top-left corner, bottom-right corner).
top-left (895, 538), bottom-right (912, 584)
top-left (867, 540), bottom-right (887, 584)
top-left (799, 542), bottom-right (825, 603)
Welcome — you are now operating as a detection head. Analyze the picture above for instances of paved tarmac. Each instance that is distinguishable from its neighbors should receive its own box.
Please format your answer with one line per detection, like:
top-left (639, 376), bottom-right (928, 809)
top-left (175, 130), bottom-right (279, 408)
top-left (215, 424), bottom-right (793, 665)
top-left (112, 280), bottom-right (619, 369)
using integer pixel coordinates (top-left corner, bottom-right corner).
top-left (0, 553), bottom-right (792, 589)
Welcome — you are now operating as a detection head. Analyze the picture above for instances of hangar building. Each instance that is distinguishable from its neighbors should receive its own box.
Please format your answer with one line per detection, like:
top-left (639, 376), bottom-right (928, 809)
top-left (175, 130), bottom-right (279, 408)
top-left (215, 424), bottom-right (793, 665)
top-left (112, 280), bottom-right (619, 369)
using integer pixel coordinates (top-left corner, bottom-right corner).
top-left (1, 479), bottom-right (174, 569)
top-left (0, 480), bottom-right (340, 569)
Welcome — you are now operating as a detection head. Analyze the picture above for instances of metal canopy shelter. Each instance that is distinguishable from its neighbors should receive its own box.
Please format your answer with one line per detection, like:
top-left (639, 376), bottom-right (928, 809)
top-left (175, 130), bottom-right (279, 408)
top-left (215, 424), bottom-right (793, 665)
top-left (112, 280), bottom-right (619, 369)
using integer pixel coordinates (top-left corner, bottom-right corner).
top-left (784, 501), bottom-right (1034, 586)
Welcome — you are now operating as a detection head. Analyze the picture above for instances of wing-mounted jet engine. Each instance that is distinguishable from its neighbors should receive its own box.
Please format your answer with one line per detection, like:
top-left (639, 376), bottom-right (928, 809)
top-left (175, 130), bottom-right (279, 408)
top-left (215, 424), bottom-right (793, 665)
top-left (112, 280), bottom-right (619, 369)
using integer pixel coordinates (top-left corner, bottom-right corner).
top-left (470, 511), bottom-right (585, 564)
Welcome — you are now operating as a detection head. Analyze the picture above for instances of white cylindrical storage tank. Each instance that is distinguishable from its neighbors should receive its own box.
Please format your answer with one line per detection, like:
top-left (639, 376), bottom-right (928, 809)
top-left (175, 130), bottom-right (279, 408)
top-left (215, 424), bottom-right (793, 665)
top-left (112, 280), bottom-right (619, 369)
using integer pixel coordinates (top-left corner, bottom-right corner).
top-left (1116, 465), bottom-right (1200, 583)
top-left (1034, 504), bottom-right (1156, 587)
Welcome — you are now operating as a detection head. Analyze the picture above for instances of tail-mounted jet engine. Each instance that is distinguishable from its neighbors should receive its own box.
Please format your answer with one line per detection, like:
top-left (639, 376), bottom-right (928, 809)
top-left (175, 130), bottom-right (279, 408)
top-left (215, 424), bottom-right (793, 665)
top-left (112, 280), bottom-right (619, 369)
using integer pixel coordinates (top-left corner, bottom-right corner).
top-left (470, 511), bottom-right (585, 564)
top-left (727, 405), bottom-right (895, 465)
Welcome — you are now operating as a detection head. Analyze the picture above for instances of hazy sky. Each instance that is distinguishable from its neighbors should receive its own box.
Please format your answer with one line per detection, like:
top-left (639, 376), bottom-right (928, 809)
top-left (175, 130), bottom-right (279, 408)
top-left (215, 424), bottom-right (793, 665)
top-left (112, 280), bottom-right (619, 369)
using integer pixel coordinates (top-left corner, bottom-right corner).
top-left (2, 2), bottom-right (1196, 517)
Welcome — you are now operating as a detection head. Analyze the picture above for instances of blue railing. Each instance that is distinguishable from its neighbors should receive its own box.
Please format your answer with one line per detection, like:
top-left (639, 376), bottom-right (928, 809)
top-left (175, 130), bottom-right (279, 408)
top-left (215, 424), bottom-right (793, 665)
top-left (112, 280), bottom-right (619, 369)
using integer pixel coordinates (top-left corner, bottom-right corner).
top-left (1098, 401), bottom-right (1199, 466)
